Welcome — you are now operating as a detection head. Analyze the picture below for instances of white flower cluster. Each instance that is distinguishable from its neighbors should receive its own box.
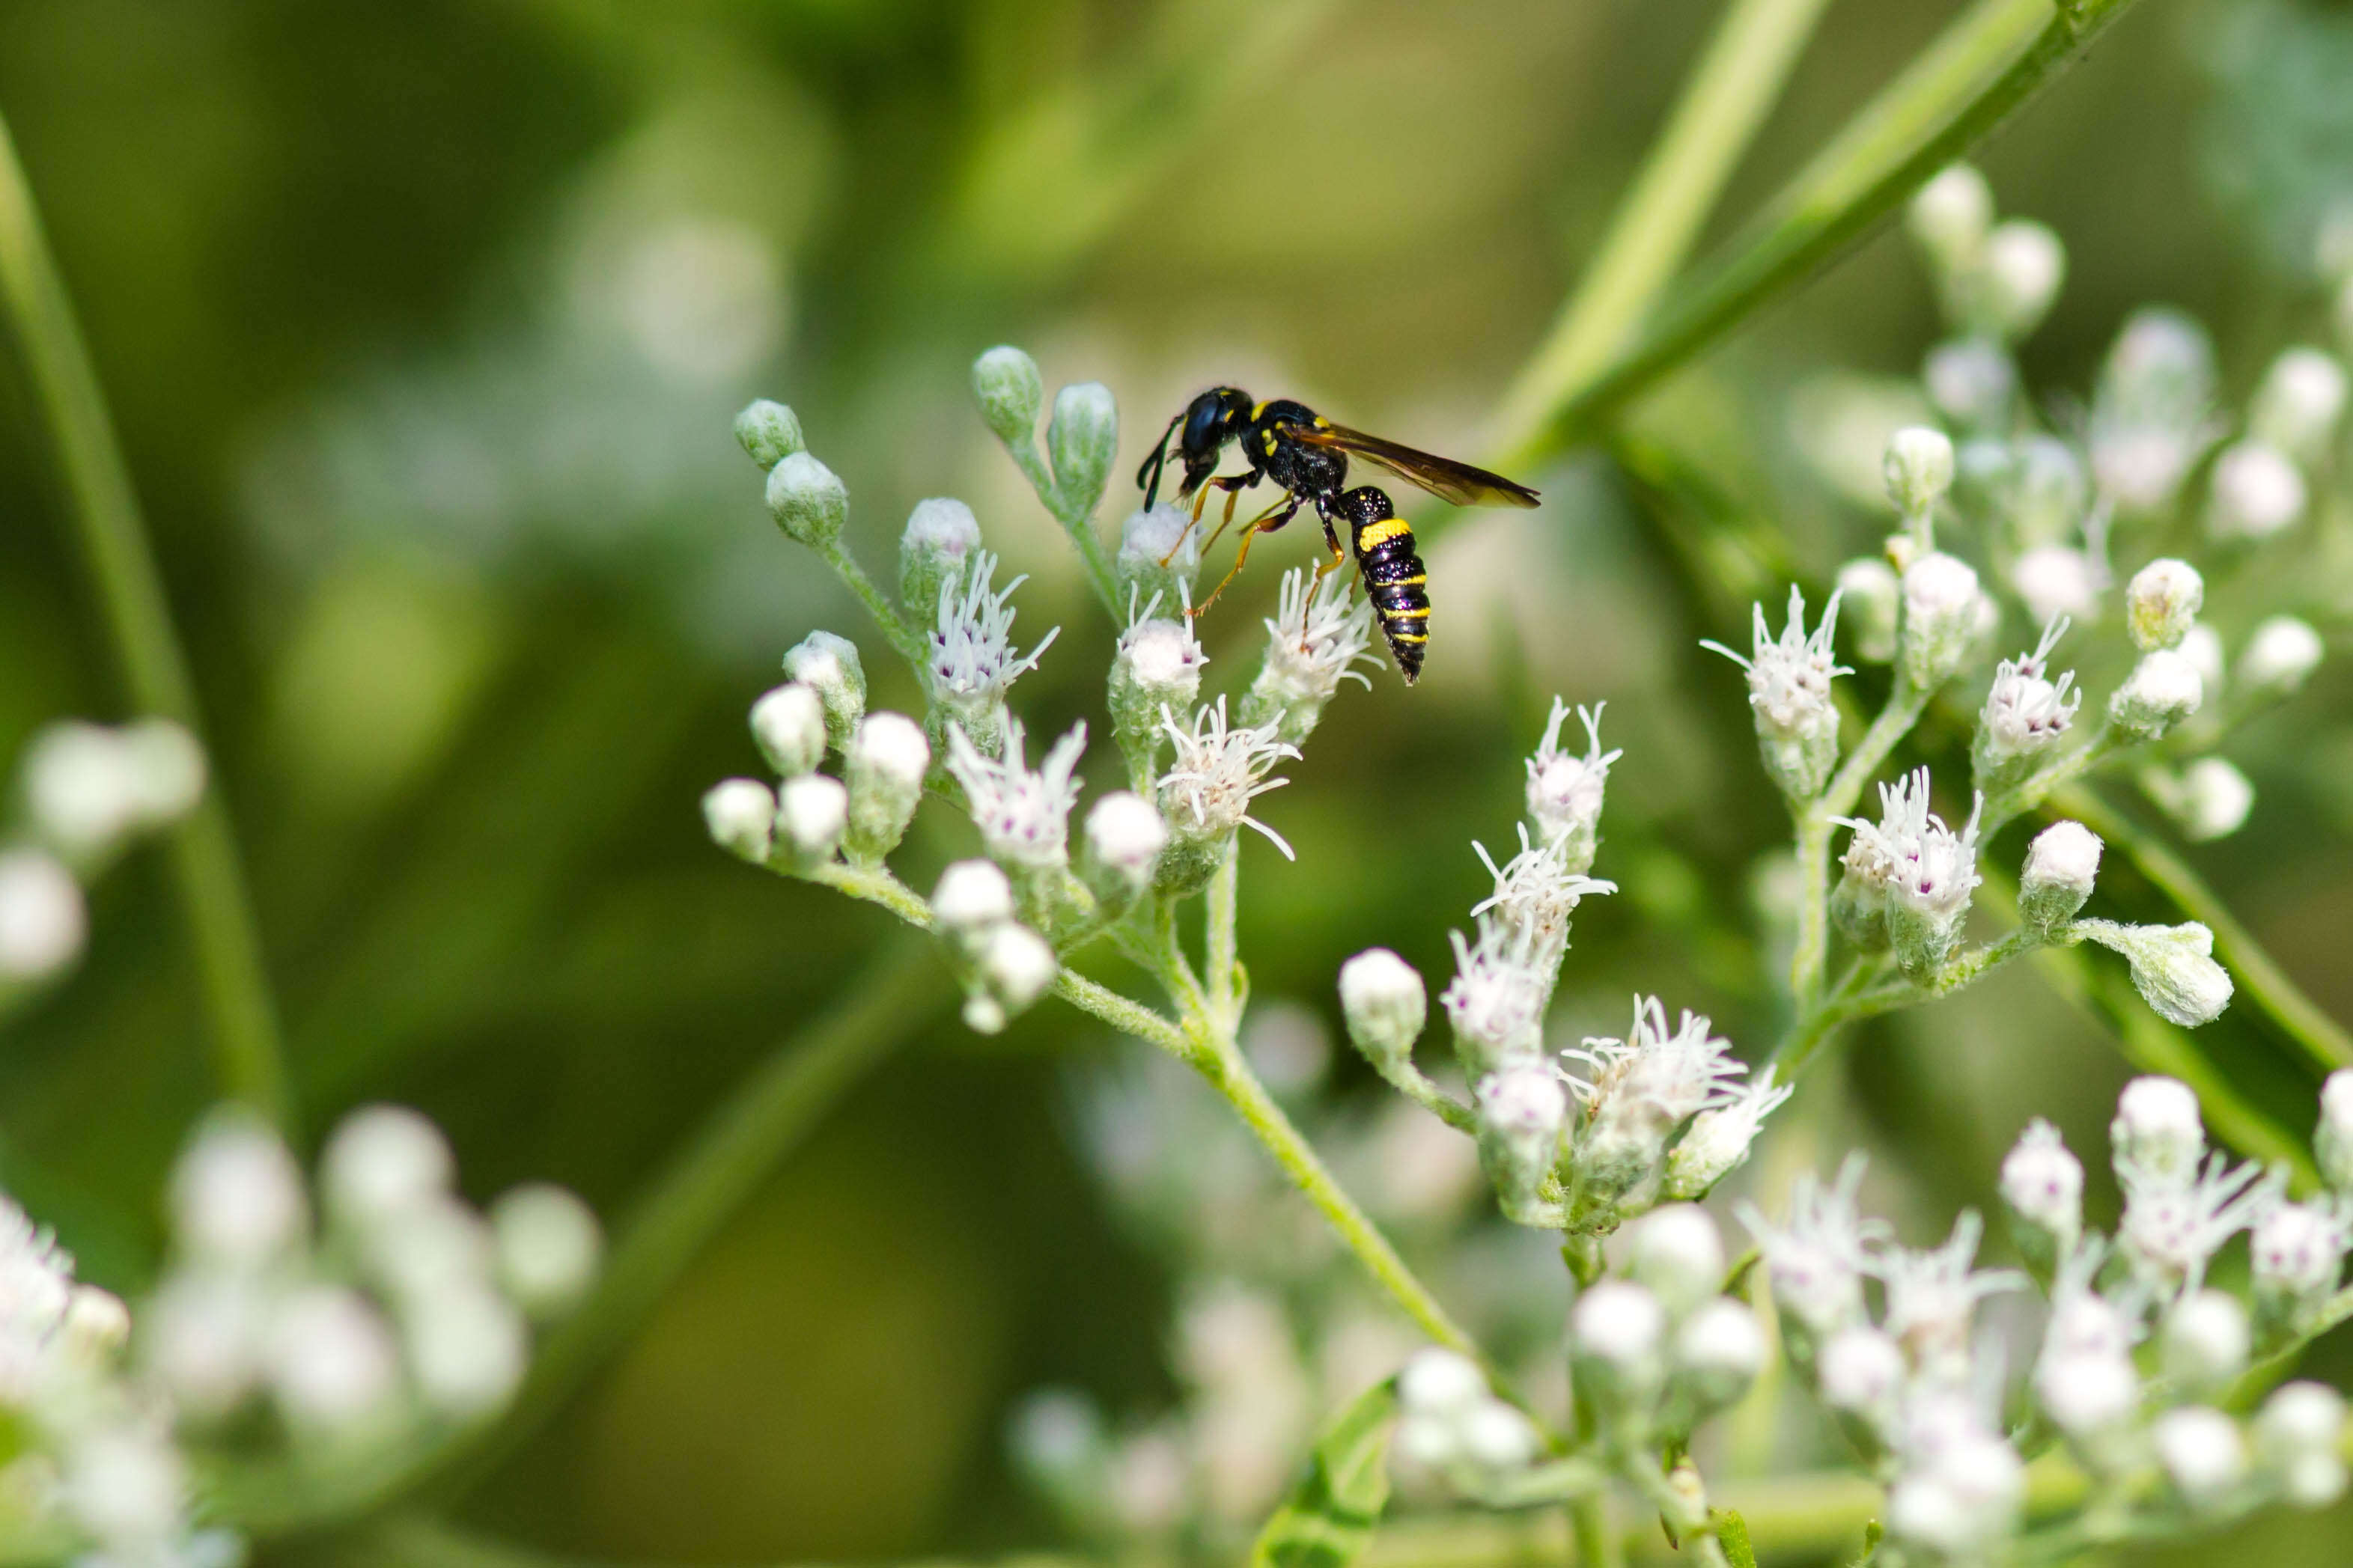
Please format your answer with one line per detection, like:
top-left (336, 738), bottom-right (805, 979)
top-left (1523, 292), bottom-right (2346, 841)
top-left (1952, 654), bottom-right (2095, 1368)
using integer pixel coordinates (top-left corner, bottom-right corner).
top-left (2, 719), bottom-right (205, 996)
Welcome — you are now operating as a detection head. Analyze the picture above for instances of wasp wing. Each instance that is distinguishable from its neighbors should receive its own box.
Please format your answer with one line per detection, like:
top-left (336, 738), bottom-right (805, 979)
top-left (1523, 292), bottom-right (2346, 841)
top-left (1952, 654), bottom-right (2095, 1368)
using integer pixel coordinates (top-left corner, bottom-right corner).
top-left (1285, 422), bottom-right (1540, 508)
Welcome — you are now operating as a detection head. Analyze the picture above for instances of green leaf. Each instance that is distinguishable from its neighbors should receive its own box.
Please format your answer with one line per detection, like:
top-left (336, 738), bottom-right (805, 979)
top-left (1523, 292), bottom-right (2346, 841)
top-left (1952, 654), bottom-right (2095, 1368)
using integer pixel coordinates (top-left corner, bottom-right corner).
top-left (1712, 1508), bottom-right (1759, 1568)
top-left (1250, 1379), bottom-right (1398, 1568)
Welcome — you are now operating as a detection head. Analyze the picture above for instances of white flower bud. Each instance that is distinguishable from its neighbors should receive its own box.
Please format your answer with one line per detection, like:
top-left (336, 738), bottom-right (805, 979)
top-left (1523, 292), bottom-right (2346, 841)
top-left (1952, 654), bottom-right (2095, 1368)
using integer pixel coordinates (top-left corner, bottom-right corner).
top-left (2000, 1118), bottom-right (2083, 1248)
top-left (972, 345), bottom-right (1044, 447)
top-left (933, 859), bottom-right (1015, 938)
top-left (1672, 1298), bottom-right (1764, 1412)
top-left (1397, 1348), bottom-right (1486, 1418)
top-left (1900, 552), bottom-right (1984, 689)
top-left (2078, 921), bottom-right (2233, 1028)
top-left (2319, 1069), bottom-right (2353, 1194)
top-left (2162, 1290), bottom-right (2249, 1394)
top-left (2112, 1076), bottom-right (2206, 1181)
top-left (2258, 1382), bottom-right (2348, 1509)
top-left (966, 921), bottom-right (1058, 1034)
top-left (2207, 440), bottom-right (2307, 541)
top-left (1817, 1325), bottom-right (1905, 1429)
top-left (1884, 426), bottom-right (1956, 519)
top-left (701, 778), bottom-right (776, 863)
top-left (2010, 543), bottom-right (2103, 626)
top-left (843, 712), bottom-right (930, 864)
top-left (1923, 338), bottom-right (2019, 431)
top-left (1571, 1281), bottom-right (1666, 1415)
top-left (782, 632), bottom-right (867, 749)
top-left (1525, 701), bottom-right (1619, 873)
top-left (1458, 1399), bottom-right (1540, 1473)
top-left (1628, 1204), bottom-right (1724, 1316)
top-left (171, 1111), bottom-right (307, 1266)
top-left (61, 1424), bottom-right (186, 1552)
top-left (24, 719), bottom-right (204, 861)
top-left (1970, 220), bottom-right (2065, 341)
top-left (1835, 558), bottom-right (1900, 663)
top-left (0, 849), bottom-right (85, 981)
top-left (2107, 649), bottom-right (2203, 739)
top-left (490, 1183), bottom-right (603, 1319)
top-left (1475, 1061), bottom-right (1565, 1209)
top-left (899, 498), bottom-right (982, 621)
top-left (2036, 1346), bottom-right (2140, 1439)
top-left (1661, 1068), bottom-right (1789, 1201)
top-left (2157, 757), bottom-right (2254, 843)
top-left (776, 773), bottom-right (848, 867)
top-left (2125, 558), bottom-right (2203, 652)
top-left (2252, 1201), bottom-right (2346, 1320)
top-left (2239, 616), bottom-right (2322, 698)
top-left (765, 451), bottom-right (848, 548)
top-left (1885, 1428), bottom-right (2025, 1559)
top-left (733, 399), bottom-right (804, 468)
top-left (2248, 347), bottom-right (2347, 463)
top-left (2153, 1406), bottom-right (2247, 1512)
top-left (1047, 382), bottom-right (1118, 519)
top-left (2020, 821), bottom-right (2101, 932)
top-left (2004, 435), bottom-right (2091, 548)
top-left (749, 683), bottom-right (828, 777)
top-left (405, 1281), bottom-right (528, 1418)
top-left (269, 1285), bottom-right (399, 1430)
top-left (1702, 586), bottom-right (1848, 799)
top-left (1908, 165), bottom-right (1993, 272)
top-left (322, 1105), bottom-right (454, 1229)
top-left (1109, 615), bottom-right (1207, 778)
top-left (1337, 948), bottom-right (1427, 1076)
top-left (2179, 622), bottom-right (2225, 692)
top-left (1116, 504), bottom-right (1200, 607)
top-left (1080, 790), bottom-right (1166, 906)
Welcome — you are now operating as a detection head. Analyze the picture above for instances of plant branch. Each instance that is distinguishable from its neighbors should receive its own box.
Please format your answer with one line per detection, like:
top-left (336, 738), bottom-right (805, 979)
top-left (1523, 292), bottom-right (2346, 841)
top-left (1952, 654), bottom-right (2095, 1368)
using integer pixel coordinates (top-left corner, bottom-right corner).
top-left (0, 106), bottom-right (293, 1129)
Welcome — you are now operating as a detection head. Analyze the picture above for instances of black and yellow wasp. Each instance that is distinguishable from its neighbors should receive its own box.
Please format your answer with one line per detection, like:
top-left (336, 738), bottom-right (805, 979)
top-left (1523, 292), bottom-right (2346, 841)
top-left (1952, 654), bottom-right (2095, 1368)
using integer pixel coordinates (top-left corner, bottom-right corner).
top-left (1136, 388), bottom-right (1539, 683)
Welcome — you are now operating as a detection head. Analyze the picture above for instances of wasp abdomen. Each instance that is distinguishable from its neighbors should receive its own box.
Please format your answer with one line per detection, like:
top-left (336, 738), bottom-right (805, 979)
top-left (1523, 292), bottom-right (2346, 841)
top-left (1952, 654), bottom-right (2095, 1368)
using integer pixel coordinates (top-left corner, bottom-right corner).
top-left (1339, 487), bottom-right (1430, 683)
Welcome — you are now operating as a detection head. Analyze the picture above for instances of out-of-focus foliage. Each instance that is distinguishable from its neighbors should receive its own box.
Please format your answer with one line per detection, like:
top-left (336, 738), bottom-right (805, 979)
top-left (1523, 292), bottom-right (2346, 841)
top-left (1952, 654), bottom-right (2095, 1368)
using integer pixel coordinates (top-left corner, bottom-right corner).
top-left (4, 0), bottom-right (2353, 1562)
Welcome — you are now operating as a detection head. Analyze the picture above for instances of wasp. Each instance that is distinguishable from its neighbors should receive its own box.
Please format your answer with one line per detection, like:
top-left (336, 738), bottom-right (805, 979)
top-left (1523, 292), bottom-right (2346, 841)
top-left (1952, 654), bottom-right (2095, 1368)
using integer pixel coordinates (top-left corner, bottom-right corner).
top-left (1136, 388), bottom-right (1539, 682)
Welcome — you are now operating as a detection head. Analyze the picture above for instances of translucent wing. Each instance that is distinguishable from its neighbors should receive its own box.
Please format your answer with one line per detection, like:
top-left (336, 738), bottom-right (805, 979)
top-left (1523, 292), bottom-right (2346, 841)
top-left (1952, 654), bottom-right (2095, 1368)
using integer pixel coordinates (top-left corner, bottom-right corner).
top-left (1285, 421), bottom-right (1540, 508)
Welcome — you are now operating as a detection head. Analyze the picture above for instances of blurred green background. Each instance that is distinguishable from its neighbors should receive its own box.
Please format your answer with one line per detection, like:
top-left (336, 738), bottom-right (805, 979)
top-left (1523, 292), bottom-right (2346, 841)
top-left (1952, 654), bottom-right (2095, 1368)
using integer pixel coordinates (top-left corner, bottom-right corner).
top-left (5, 0), bottom-right (2353, 1561)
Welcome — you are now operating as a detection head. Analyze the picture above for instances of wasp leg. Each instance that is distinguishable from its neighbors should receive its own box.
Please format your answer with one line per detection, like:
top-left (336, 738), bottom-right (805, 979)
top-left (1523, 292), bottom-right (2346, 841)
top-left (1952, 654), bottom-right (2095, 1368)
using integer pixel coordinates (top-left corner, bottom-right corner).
top-left (1163, 474), bottom-right (1255, 567)
top-left (1190, 495), bottom-right (1298, 616)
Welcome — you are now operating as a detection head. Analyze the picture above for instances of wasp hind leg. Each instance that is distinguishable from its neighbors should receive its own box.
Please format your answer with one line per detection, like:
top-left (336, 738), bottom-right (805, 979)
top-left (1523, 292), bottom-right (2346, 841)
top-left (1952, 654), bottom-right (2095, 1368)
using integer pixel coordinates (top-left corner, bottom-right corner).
top-left (1190, 495), bottom-right (1300, 616)
top-left (1161, 474), bottom-right (1256, 567)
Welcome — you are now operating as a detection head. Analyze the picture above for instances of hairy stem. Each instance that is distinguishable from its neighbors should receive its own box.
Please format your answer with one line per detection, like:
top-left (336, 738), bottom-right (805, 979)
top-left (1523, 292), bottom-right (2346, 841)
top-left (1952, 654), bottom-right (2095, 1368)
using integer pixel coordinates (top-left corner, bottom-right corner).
top-left (0, 108), bottom-right (293, 1129)
top-left (1497, 0), bottom-right (1833, 448)
top-left (1789, 675), bottom-right (1929, 1008)
top-left (816, 538), bottom-right (928, 667)
top-left (1205, 850), bottom-right (1241, 1025)
top-left (1569, 1492), bottom-right (1625, 1568)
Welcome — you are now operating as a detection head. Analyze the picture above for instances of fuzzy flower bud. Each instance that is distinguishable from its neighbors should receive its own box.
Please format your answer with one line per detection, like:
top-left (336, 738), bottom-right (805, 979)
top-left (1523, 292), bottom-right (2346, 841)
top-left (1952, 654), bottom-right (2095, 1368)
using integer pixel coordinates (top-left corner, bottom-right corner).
top-left (269, 1286), bottom-right (398, 1430)
top-left (765, 452), bottom-right (848, 548)
top-left (843, 712), bottom-right (930, 864)
top-left (1884, 426), bottom-right (1956, 521)
top-left (2207, 440), bottom-right (2307, 541)
top-left (2319, 1070), bottom-right (2353, 1194)
top-left (1080, 790), bottom-right (1166, 907)
top-left (1661, 1068), bottom-right (1791, 1201)
top-left (1836, 558), bottom-right (1900, 663)
top-left (1926, 340), bottom-right (2021, 433)
top-left (972, 346), bottom-right (1044, 447)
top-left (777, 774), bottom-right (848, 868)
top-left (2252, 1201), bottom-right (2347, 1326)
top-left (2258, 1383), bottom-right (2348, 1509)
top-left (2126, 558), bottom-right (2203, 652)
top-left (1109, 611), bottom-right (1207, 783)
top-left (1908, 165), bottom-right (1992, 275)
top-left (2080, 920), bottom-right (2234, 1028)
top-left (964, 921), bottom-right (1058, 1035)
top-left (1835, 769), bottom-right (1980, 977)
top-left (1673, 1298), bottom-right (1764, 1418)
top-left (2011, 543), bottom-right (2104, 627)
top-left (1571, 1280), bottom-right (1667, 1412)
top-left (171, 1111), bottom-right (307, 1266)
top-left (1047, 382), bottom-right (1118, 519)
top-left (2248, 347), bottom-right (2347, 464)
top-left (733, 399), bottom-right (805, 468)
top-left (2000, 1119), bottom-right (2083, 1257)
top-left (1115, 505), bottom-right (1200, 609)
top-left (782, 632), bottom-right (866, 750)
top-left (1338, 949), bottom-right (1427, 1075)
top-left (1524, 701), bottom-right (1619, 874)
top-left (1244, 570), bottom-right (1378, 747)
top-left (1629, 1204), bottom-right (1724, 1317)
top-left (490, 1183), bottom-right (603, 1319)
top-left (2092, 308), bottom-right (2218, 515)
top-left (2020, 820), bottom-right (2101, 933)
top-left (1975, 619), bottom-right (2080, 786)
top-left (2152, 757), bottom-right (2253, 844)
top-left (2112, 1077), bottom-right (2206, 1183)
top-left (702, 779), bottom-right (775, 864)
top-left (2004, 435), bottom-right (2091, 549)
top-left (1702, 587), bottom-right (1848, 799)
top-left (1154, 698), bottom-right (1300, 890)
top-left (1817, 1325), bottom-right (1905, 1432)
top-left (899, 498), bottom-right (982, 621)
top-left (1969, 220), bottom-right (2066, 341)
top-left (933, 859), bottom-right (1016, 943)
top-left (2107, 649), bottom-right (2203, 739)
top-left (1900, 552), bottom-right (1985, 690)
top-left (750, 683), bottom-right (827, 777)
top-left (23, 719), bottom-right (206, 862)
top-left (2239, 616), bottom-right (2322, 698)
top-left (2153, 1406), bottom-right (2247, 1513)
top-left (1475, 1061), bottom-right (1566, 1211)
top-left (2163, 1289), bottom-right (2250, 1394)
top-left (322, 1104), bottom-right (453, 1229)
top-left (0, 849), bottom-right (85, 981)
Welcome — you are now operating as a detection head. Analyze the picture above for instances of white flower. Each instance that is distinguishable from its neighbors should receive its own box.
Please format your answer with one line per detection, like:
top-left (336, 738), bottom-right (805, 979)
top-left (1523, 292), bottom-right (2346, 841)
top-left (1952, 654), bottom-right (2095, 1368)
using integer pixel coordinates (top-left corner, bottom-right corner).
top-left (946, 719), bottom-right (1086, 873)
top-left (1397, 1348), bottom-right (1486, 1418)
top-left (1900, 552), bottom-right (1986, 689)
top-left (170, 1112), bottom-right (307, 1267)
top-left (1702, 586), bottom-right (1849, 798)
top-left (489, 1183), bottom-right (603, 1319)
top-left (1817, 1325), bottom-right (1905, 1430)
top-left (782, 631), bottom-right (865, 746)
top-left (0, 850), bottom-right (85, 982)
top-left (1976, 617), bottom-right (2080, 775)
top-left (1475, 1060), bottom-right (1566, 1204)
top-left (925, 549), bottom-right (1059, 737)
top-left (2250, 1201), bottom-right (2348, 1315)
top-left (776, 773), bottom-right (848, 866)
top-left (1999, 1118), bottom-right (2083, 1243)
top-left (1339, 948), bottom-right (1427, 1073)
top-left (1875, 1210), bottom-right (2023, 1380)
top-left (60, 1421), bottom-right (187, 1557)
top-left (2151, 757), bottom-right (2254, 843)
top-left (2125, 558), bottom-right (2204, 652)
top-left (22, 719), bottom-right (205, 860)
top-left (899, 496), bottom-right (982, 617)
top-left (2161, 1289), bottom-right (2250, 1393)
top-left (2035, 1343), bottom-right (2140, 1439)
top-left (1884, 1405), bottom-right (2024, 1559)
top-left (2117, 1150), bottom-right (2277, 1298)
top-left (1572, 1280), bottom-right (1666, 1371)
top-left (966, 921), bottom-right (1059, 1035)
top-left (2258, 1382), bottom-right (2349, 1508)
top-left (1884, 427), bottom-right (1957, 517)
top-left (2107, 650), bottom-right (2203, 739)
top-left (2207, 440), bottom-right (2307, 540)
top-left (2240, 615), bottom-right (2322, 698)
top-left (268, 1285), bottom-right (400, 1430)
top-left (1908, 165), bottom-right (1993, 271)
top-left (1246, 569), bottom-right (1378, 744)
top-left (932, 859), bottom-right (1015, 936)
top-left (766, 451), bottom-right (847, 547)
top-left (1834, 767), bottom-right (1981, 972)
top-left (1836, 558), bottom-right (1901, 662)
top-left (0, 1195), bottom-right (76, 1397)
top-left (1157, 698), bottom-right (1300, 859)
top-left (1674, 1298), bottom-right (1765, 1409)
top-left (2153, 1406), bottom-right (2247, 1512)
top-left (1080, 790), bottom-right (1167, 903)
top-left (1661, 1066), bottom-right (1792, 1200)
top-left (701, 778), bottom-right (776, 863)
top-left (2179, 622), bottom-right (2226, 692)
top-left (2111, 1075), bottom-right (2205, 1185)
top-left (1115, 504), bottom-right (1202, 604)
top-left (1628, 1204), bottom-right (1725, 1314)
top-left (1109, 597), bottom-right (1208, 776)
top-left (321, 1104), bottom-right (455, 1230)
top-left (404, 1281), bottom-right (527, 1418)
top-left (749, 683), bottom-right (827, 778)
top-left (2075, 920), bottom-right (2233, 1027)
top-left (2010, 543), bottom-right (2105, 626)
top-left (1971, 219), bottom-right (2066, 340)
top-left (1440, 923), bottom-right (1552, 1070)
top-left (2249, 346), bottom-right (2349, 462)
top-left (1563, 999), bottom-right (1747, 1199)
top-left (2091, 307), bottom-right (2218, 514)
top-left (1738, 1156), bottom-right (1887, 1338)
top-left (843, 711), bottom-right (931, 864)
top-left (2319, 1067), bottom-right (2353, 1195)
top-left (1471, 825), bottom-right (1614, 965)
top-left (2020, 821), bottom-right (2101, 931)
top-left (1524, 700), bottom-right (1619, 872)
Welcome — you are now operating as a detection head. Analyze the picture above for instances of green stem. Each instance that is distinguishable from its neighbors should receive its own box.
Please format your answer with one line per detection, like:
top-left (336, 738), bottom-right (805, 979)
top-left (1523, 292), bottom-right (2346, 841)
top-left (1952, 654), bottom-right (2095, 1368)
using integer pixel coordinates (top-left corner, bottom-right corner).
top-left (1497, 0), bottom-right (1834, 448)
top-left (816, 539), bottom-right (927, 668)
top-left (1568, 1493), bottom-right (1624, 1568)
top-left (2053, 784), bottom-right (2353, 1072)
top-left (1003, 434), bottom-right (1121, 618)
top-left (1205, 850), bottom-right (1240, 1025)
top-left (1790, 677), bottom-right (1929, 1007)
top-left (1494, 0), bottom-right (2146, 468)
top-left (0, 107), bottom-right (293, 1129)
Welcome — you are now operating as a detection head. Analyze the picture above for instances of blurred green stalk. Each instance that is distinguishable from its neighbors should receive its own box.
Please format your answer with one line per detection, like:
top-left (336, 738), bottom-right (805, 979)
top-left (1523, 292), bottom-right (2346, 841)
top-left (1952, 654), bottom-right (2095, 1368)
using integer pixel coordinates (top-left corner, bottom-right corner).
top-left (0, 105), bottom-right (293, 1131)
